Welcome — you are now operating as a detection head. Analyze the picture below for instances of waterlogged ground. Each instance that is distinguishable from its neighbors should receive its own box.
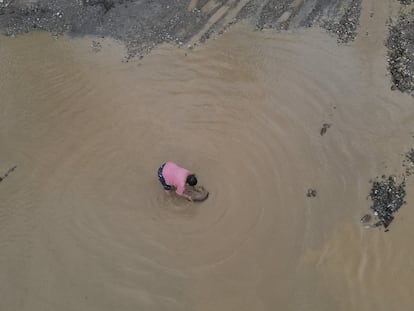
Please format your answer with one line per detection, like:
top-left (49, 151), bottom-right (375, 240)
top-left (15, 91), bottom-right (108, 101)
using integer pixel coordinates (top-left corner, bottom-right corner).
top-left (1, 1), bottom-right (414, 311)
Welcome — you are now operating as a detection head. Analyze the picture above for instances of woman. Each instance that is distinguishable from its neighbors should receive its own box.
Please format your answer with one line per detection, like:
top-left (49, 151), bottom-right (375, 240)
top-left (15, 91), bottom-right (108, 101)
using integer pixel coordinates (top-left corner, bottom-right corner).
top-left (157, 161), bottom-right (197, 201)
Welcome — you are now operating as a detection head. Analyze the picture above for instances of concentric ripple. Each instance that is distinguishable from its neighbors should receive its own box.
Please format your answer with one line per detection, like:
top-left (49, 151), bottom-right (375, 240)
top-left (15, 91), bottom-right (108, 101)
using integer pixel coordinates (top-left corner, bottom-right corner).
top-left (2, 20), bottom-right (414, 311)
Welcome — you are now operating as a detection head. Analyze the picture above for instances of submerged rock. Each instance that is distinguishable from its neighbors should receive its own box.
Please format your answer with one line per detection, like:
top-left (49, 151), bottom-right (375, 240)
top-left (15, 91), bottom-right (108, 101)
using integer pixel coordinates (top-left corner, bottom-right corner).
top-left (360, 214), bottom-right (371, 224)
top-left (0, 165), bottom-right (17, 183)
top-left (320, 123), bottom-right (331, 136)
top-left (306, 188), bottom-right (317, 198)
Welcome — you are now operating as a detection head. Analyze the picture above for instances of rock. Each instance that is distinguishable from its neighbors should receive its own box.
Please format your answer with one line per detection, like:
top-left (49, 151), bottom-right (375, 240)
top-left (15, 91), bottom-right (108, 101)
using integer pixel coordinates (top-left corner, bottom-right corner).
top-left (360, 214), bottom-right (372, 224)
top-left (320, 123), bottom-right (332, 136)
top-left (306, 189), bottom-right (317, 198)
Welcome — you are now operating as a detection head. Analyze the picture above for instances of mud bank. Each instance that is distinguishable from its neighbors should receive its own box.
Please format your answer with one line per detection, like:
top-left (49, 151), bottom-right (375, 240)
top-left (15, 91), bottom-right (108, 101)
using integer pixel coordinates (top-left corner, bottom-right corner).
top-left (0, 0), bottom-right (363, 58)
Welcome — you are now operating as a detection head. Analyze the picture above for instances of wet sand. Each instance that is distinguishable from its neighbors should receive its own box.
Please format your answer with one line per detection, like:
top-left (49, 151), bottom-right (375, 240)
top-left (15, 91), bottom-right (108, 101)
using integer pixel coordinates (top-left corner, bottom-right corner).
top-left (1, 1), bottom-right (414, 311)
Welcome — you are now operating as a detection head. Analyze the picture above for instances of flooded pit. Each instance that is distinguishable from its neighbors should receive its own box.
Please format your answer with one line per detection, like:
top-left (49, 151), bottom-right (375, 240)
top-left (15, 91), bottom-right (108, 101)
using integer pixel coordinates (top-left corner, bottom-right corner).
top-left (1, 14), bottom-right (414, 311)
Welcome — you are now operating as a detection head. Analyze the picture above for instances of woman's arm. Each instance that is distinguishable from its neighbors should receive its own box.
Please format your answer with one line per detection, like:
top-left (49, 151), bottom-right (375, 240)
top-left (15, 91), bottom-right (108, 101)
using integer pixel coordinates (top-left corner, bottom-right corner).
top-left (181, 193), bottom-right (193, 202)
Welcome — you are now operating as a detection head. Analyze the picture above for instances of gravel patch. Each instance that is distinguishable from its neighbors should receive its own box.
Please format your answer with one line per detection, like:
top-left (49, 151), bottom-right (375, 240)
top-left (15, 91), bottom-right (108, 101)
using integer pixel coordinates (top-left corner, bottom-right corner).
top-left (386, 10), bottom-right (414, 95)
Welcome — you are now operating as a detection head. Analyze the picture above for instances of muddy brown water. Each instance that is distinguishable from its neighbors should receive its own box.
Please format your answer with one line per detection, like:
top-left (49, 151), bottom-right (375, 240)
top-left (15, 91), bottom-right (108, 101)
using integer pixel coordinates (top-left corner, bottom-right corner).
top-left (1, 5), bottom-right (414, 311)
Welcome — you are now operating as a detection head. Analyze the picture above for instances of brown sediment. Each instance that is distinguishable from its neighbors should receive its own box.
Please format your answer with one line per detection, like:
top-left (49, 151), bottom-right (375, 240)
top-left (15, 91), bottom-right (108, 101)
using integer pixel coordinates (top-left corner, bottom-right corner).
top-left (1, 1), bottom-right (414, 311)
top-left (2, 18), bottom-right (414, 308)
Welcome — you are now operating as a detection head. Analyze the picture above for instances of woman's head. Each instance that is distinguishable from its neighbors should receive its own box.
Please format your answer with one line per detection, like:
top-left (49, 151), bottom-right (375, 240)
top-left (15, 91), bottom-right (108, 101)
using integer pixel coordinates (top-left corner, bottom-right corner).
top-left (186, 174), bottom-right (198, 186)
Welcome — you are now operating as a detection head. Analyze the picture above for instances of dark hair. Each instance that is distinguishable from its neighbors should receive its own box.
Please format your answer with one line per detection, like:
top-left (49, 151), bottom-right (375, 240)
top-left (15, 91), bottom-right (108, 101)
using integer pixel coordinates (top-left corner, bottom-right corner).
top-left (186, 174), bottom-right (197, 186)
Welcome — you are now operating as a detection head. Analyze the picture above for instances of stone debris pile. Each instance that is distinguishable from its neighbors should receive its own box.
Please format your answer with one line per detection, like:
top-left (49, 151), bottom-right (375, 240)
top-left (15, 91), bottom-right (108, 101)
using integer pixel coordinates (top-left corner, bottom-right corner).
top-left (367, 175), bottom-right (406, 229)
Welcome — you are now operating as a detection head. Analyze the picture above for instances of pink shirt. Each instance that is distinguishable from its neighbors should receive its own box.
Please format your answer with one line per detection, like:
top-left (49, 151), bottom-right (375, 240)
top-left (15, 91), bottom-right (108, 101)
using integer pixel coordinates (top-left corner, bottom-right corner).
top-left (162, 162), bottom-right (190, 195)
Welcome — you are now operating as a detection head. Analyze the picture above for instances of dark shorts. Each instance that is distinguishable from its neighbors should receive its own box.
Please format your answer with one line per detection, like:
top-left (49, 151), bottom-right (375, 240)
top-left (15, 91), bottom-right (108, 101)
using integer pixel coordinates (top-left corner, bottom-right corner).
top-left (158, 163), bottom-right (173, 191)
